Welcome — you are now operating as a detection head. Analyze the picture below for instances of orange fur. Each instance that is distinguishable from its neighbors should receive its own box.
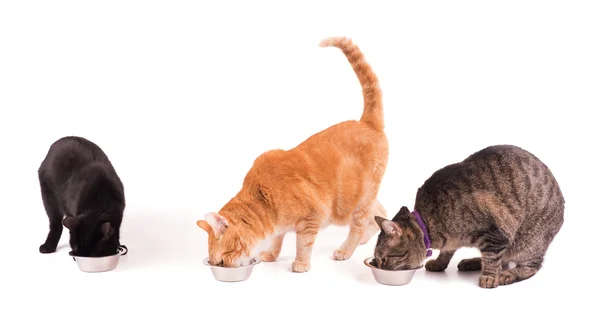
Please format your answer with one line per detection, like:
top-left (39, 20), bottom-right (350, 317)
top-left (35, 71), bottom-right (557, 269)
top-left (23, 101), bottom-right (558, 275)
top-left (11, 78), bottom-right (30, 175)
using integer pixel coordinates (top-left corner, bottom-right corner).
top-left (197, 37), bottom-right (389, 272)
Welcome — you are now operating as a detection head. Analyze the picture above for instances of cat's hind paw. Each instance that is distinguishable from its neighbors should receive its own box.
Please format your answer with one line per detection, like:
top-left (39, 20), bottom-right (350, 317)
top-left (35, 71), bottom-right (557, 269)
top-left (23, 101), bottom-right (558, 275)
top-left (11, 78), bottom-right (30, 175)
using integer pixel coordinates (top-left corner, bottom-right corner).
top-left (425, 259), bottom-right (447, 272)
top-left (333, 249), bottom-right (352, 261)
top-left (499, 271), bottom-right (517, 286)
top-left (260, 252), bottom-right (278, 262)
top-left (458, 257), bottom-right (482, 271)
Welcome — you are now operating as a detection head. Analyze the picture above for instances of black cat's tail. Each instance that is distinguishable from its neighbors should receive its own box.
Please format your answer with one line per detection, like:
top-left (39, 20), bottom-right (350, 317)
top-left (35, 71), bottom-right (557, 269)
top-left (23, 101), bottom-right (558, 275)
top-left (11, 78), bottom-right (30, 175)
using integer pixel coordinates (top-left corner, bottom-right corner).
top-left (319, 36), bottom-right (384, 132)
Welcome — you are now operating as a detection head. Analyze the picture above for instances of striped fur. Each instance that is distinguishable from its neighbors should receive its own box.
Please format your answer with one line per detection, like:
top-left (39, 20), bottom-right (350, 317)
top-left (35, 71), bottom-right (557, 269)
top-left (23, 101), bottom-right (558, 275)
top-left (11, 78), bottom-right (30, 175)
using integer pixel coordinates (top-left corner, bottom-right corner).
top-left (373, 145), bottom-right (565, 288)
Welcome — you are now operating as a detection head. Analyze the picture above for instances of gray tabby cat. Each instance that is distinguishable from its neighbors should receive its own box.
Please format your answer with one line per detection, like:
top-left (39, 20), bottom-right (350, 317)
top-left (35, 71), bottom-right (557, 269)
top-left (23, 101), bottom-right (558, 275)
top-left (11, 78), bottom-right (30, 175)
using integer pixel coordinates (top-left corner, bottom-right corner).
top-left (372, 145), bottom-right (564, 288)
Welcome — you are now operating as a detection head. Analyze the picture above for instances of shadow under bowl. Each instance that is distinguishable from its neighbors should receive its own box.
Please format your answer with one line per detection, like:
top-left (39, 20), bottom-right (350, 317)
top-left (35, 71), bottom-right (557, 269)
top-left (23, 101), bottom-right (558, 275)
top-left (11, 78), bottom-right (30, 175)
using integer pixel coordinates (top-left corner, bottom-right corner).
top-left (364, 257), bottom-right (422, 286)
top-left (202, 257), bottom-right (260, 282)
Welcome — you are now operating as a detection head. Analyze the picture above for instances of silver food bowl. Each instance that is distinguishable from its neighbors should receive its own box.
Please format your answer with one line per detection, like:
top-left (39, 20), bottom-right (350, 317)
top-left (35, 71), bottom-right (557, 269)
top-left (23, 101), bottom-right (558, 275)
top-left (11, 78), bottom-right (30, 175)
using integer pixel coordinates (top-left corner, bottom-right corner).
top-left (364, 257), bottom-right (422, 286)
top-left (202, 257), bottom-right (260, 282)
top-left (70, 245), bottom-right (128, 273)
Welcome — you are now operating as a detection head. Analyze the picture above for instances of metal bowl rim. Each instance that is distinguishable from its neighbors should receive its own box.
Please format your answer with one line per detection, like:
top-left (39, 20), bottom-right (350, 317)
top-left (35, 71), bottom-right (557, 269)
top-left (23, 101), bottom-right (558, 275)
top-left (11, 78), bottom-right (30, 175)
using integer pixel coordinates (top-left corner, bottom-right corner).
top-left (364, 257), bottom-right (424, 272)
top-left (71, 252), bottom-right (120, 260)
top-left (202, 257), bottom-right (261, 269)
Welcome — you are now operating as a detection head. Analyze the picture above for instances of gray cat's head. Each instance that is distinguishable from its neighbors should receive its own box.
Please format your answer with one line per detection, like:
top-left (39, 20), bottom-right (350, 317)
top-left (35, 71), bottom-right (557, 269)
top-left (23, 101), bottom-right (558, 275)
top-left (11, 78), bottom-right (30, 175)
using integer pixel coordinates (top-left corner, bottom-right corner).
top-left (371, 206), bottom-right (428, 270)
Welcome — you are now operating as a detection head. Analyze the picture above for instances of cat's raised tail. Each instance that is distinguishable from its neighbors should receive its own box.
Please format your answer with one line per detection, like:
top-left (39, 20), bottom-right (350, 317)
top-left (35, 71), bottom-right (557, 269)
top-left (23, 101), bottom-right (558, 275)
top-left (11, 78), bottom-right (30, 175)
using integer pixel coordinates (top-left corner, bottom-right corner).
top-left (320, 36), bottom-right (384, 132)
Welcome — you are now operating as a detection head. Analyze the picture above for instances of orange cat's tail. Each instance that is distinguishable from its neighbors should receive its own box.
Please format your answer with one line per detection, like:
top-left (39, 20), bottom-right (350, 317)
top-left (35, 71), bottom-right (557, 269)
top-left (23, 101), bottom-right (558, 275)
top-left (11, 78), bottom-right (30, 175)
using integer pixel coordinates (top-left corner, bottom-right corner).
top-left (319, 36), bottom-right (384, 132)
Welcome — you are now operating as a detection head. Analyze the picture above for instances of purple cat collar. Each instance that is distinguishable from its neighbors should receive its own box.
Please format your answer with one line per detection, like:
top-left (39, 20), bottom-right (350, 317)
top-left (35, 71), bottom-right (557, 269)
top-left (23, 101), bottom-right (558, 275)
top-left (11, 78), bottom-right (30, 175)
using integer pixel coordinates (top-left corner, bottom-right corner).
top-left (412, 210), bottom-right (433, 257)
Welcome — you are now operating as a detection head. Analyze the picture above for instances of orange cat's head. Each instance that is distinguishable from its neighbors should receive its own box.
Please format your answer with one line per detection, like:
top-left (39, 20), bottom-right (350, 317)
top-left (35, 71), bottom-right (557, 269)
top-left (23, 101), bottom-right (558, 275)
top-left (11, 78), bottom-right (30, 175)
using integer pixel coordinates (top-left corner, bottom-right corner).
top-left (196, 212), bottom-right (260, 267)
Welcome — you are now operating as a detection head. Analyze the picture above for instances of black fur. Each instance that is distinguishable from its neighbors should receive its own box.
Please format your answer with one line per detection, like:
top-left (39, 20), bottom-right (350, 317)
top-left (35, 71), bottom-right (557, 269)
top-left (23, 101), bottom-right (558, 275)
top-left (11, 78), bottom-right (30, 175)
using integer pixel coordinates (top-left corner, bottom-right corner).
top-left (38, 136), bottom-right (125, 257)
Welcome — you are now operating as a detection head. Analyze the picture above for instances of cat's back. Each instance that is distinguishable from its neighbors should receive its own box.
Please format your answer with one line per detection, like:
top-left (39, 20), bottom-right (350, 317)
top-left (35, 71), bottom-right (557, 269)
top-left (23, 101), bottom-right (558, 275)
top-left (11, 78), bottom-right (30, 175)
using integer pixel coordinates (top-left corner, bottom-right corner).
top-left (420, 144), bottom-right (562, 207)
top-left (463, 145), bottom-right (536, 165)
top-left (39, 136), bottom-right (115, 182)
top-left (244, 149), bottom-right (301, 185)
top-left (294, 120), bottom-right (388, 162)
top-left (247, 120), bottom-right (387, 181)
top-left (463, 144), bottom-right (556, 182)
top-left (40, 136), bottom-right (108, 166)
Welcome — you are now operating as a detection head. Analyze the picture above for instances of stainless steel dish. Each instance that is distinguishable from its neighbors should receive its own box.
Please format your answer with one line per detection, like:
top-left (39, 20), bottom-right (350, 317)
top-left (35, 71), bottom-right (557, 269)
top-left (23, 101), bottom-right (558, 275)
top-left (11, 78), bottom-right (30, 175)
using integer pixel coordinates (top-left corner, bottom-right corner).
top-left (364, 257), bottom-right (421, 286)
top-left (70, 245), bottom-right (128, 273)
top-left (72, 253), bottom-right (121, 273)
top-left (202, 257), bottom-right (260, 282)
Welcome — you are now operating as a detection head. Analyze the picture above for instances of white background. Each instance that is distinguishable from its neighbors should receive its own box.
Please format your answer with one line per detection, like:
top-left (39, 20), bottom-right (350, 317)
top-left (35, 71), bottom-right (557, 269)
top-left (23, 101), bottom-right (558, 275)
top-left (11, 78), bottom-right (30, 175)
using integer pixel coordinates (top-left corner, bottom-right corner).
top-left (1, 1), bottom-right (598, 334)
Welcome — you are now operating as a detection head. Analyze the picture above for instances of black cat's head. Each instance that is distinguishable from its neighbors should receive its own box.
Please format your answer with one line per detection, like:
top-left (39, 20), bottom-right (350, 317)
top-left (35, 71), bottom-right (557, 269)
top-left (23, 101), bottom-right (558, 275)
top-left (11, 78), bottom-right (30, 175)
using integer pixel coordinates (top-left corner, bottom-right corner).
top-left (63, 215), bottom-right (118, 257)
top-left (371, 206), bottom-right (428, 270)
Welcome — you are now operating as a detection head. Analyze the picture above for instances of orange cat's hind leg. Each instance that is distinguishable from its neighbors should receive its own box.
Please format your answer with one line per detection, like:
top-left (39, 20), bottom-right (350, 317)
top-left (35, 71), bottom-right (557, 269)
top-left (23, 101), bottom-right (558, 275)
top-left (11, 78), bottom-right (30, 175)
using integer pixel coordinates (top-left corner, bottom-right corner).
top-left (360, 200), bottom-right (386, 245)
top-left (360, 222), bottom-right (380, 245)
top-left (333, 210), bottom-right (371, 261)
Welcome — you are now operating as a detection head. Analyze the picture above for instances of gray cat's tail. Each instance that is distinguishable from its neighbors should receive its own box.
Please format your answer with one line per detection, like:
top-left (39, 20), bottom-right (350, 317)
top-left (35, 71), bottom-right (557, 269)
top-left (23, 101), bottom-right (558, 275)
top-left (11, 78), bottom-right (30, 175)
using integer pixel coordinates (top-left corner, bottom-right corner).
top-left (319, 36), bottom-right (384, 132)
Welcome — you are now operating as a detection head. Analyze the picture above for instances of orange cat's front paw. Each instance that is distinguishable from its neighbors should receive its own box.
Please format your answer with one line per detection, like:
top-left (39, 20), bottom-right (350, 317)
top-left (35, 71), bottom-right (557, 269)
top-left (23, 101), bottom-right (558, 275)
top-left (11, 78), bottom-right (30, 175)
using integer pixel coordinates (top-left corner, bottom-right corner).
top-left (333, 249), bottom-right (352, 260)
top-left (260, 252), bottom-right (278, 262)
top-left (292, 260), bottom-right (310, 273)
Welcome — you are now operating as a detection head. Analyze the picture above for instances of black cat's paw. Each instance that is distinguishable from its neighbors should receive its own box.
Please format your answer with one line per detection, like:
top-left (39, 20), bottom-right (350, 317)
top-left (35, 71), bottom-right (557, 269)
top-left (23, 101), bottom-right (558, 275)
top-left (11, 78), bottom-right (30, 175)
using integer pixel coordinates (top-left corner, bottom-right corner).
top-left (39, 243), bottom-right (56, 254)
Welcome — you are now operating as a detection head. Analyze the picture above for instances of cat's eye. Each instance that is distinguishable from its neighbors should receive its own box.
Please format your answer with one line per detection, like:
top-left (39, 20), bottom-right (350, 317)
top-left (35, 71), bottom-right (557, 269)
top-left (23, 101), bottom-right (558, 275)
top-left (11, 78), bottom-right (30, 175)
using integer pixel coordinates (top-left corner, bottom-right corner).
top-left (385, 252), bottom-right (407, 258)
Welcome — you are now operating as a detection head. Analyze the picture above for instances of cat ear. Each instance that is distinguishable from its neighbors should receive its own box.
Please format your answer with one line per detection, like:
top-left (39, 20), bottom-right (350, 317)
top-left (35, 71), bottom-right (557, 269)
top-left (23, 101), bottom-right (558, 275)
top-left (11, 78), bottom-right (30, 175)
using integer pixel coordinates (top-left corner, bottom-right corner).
top-left (382, 220), bottom-right (402, 235)
top-left (204, 212), bottom-right (229, 237)
top-left (100, 222), bottom-right (114, 241)
top-left (398, 206), bottom-right (411, 217)
top-left (374, 216), bottom-right (402, 235)
top-left (196, 220), bottom-right (212, 233)
top-left (374, 216), bottom-right (387, 229)
top-left (62, 216), bottom-right (79, 230)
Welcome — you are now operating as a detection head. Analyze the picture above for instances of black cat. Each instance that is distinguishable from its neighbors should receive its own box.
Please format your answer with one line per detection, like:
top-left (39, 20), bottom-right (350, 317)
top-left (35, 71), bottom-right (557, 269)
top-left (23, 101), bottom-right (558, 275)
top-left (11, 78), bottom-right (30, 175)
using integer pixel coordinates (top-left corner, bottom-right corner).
top-left (38, 136), bottom-right (126, 257)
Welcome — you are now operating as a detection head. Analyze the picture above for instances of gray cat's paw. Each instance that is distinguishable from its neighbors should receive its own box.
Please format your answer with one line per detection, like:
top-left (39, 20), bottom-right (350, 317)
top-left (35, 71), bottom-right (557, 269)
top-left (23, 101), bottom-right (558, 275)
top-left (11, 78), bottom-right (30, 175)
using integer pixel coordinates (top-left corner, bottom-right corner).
top-left (425, 259), bottom-right (447, 272)
top-left (479, 275), bottom-right (499, 288)
top-left (499, 271), bottom-right (517, 285)
top-left (458, 257), bottom-right (482, 271)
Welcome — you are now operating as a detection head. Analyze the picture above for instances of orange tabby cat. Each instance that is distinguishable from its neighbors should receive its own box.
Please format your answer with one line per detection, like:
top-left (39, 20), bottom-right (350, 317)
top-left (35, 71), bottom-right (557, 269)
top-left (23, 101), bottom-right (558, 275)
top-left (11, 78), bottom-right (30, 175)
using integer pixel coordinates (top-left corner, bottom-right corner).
top-left (196, 36), bottom-right (389, 273)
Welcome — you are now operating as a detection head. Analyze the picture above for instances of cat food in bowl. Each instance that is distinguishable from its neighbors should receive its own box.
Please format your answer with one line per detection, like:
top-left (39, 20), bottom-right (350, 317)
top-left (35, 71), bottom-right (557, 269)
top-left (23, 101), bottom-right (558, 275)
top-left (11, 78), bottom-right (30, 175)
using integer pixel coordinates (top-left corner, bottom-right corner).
top-left (70, 245), bottom-right (128, 273)
top-left (364, 257), bottom-right (422, 286)
top-left (202, 257), bottom-right (260, 282)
